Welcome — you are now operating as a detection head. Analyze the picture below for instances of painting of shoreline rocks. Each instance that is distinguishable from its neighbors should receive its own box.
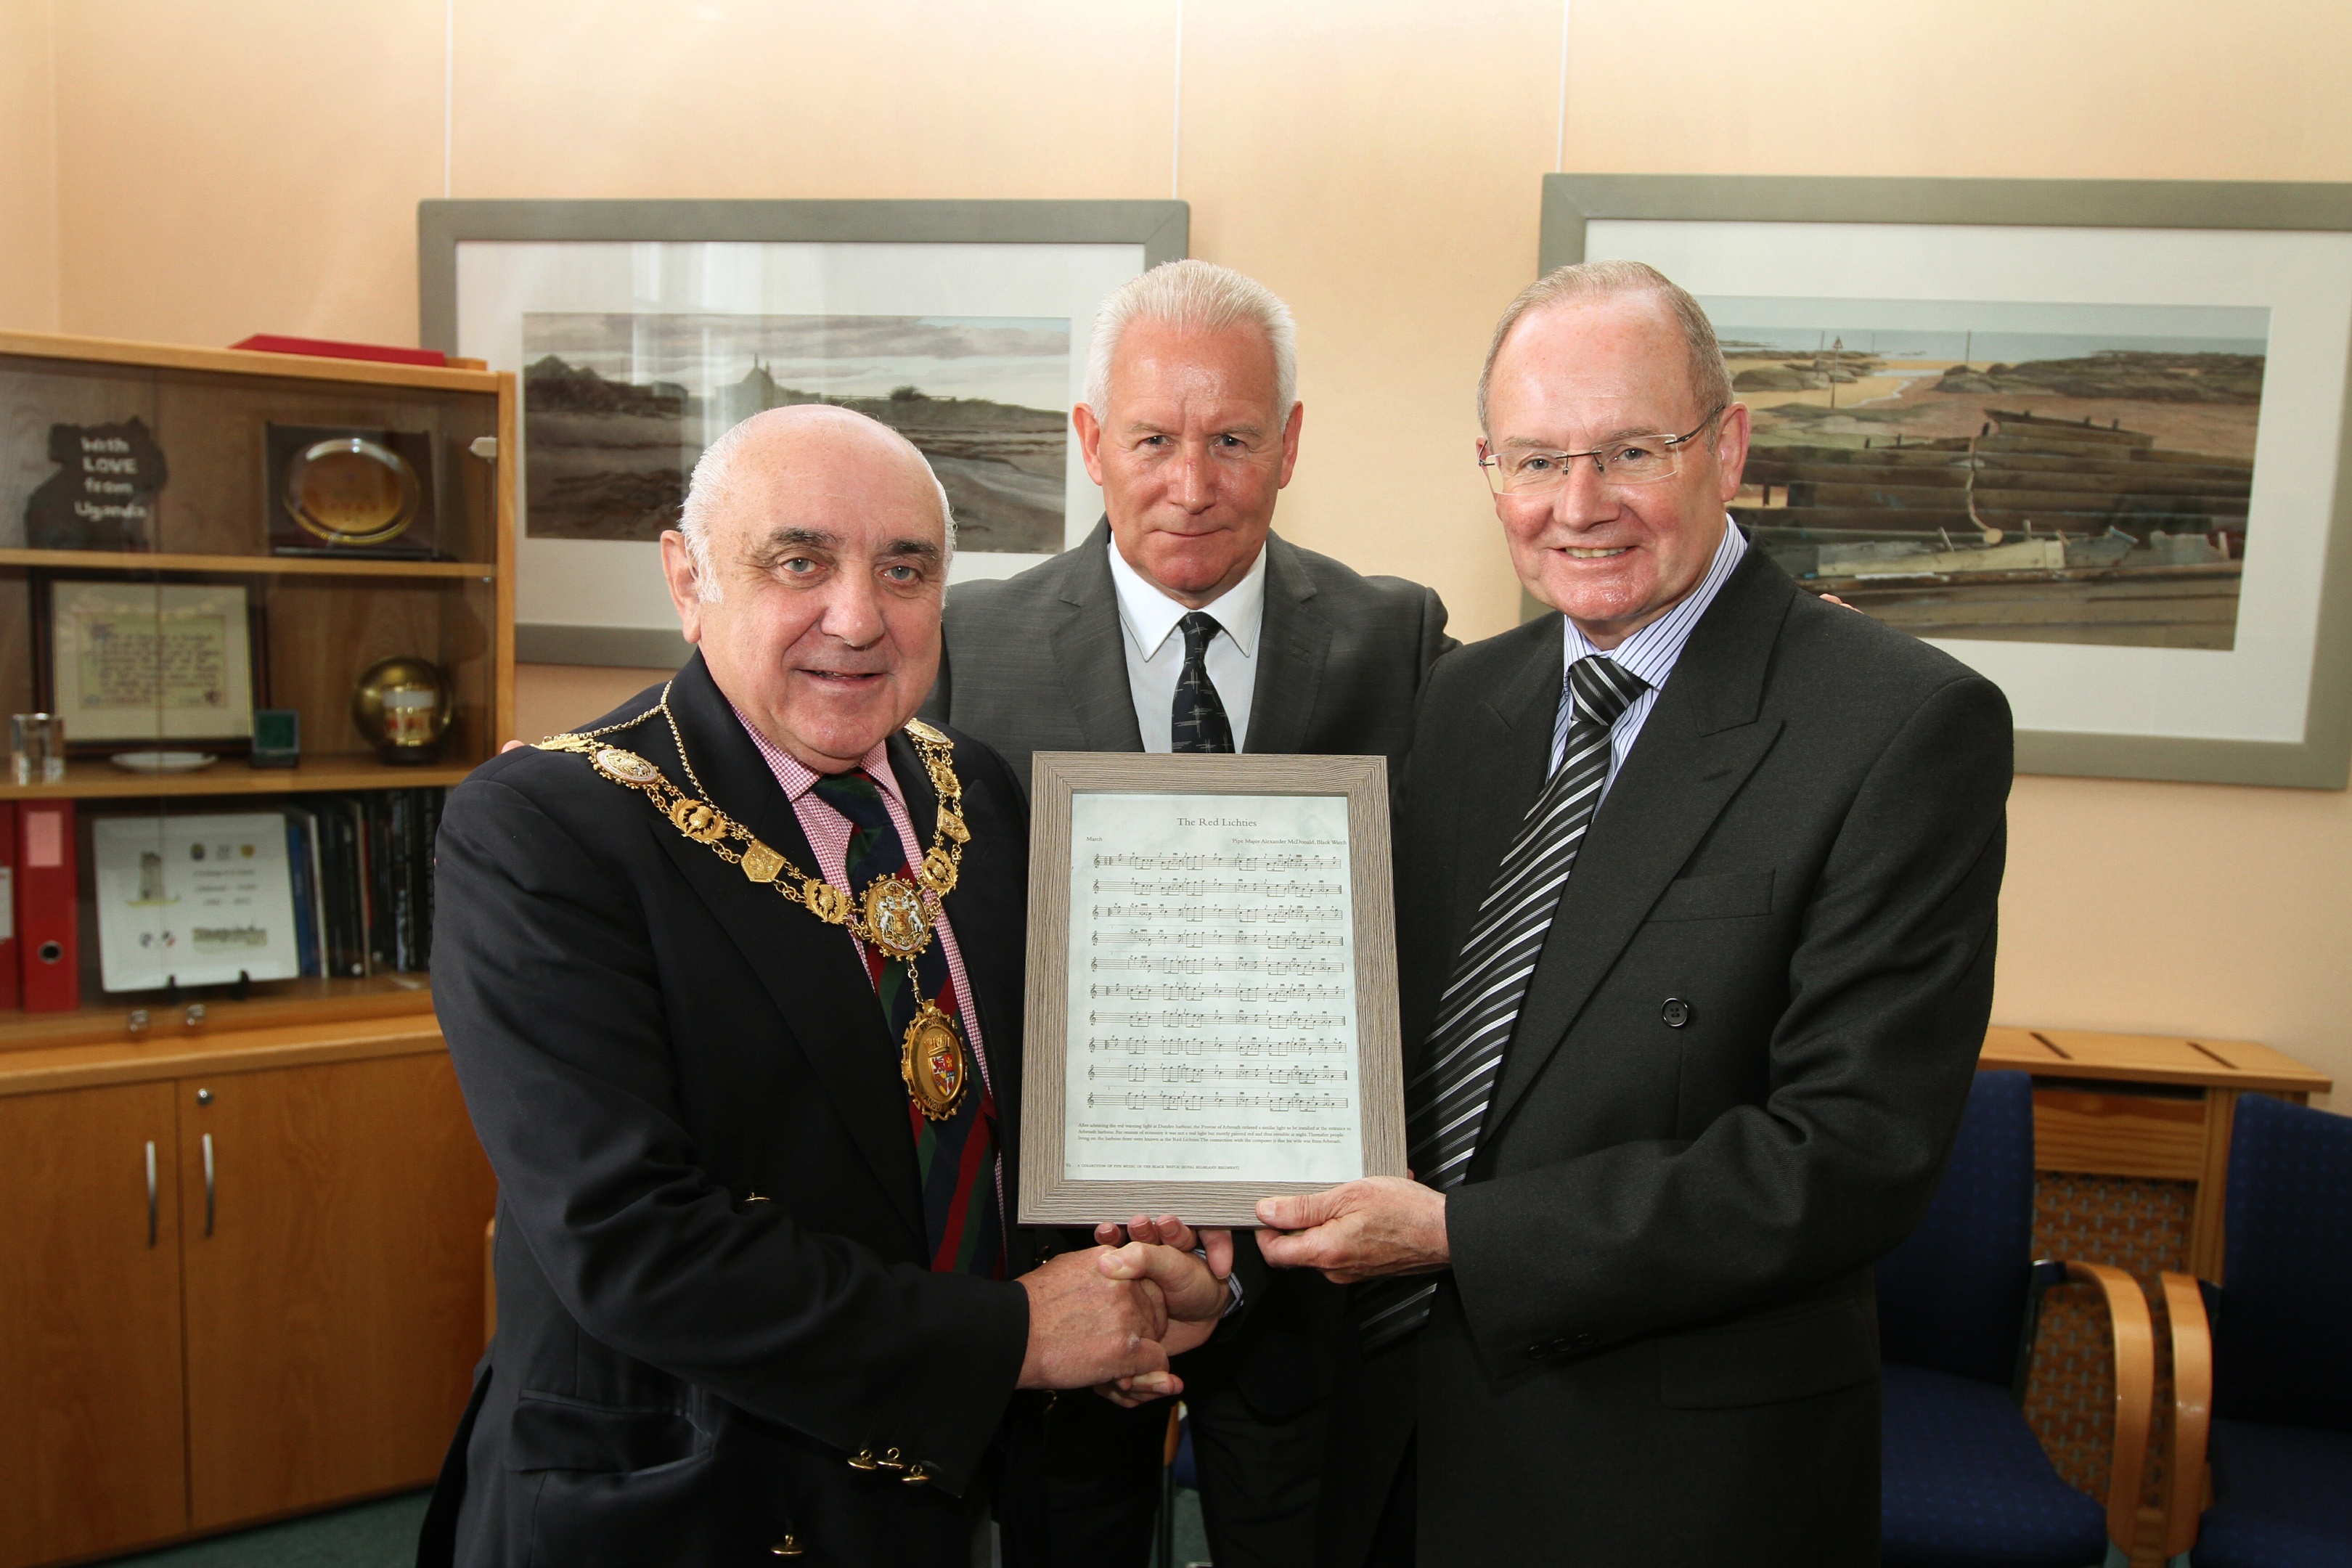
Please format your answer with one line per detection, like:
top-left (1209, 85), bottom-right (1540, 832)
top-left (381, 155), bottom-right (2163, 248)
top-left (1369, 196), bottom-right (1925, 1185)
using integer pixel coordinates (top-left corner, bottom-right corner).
top-left (1702, 296), bottom-right (2268, 650)
top-left (521, 311), bottom-right (1071, 553)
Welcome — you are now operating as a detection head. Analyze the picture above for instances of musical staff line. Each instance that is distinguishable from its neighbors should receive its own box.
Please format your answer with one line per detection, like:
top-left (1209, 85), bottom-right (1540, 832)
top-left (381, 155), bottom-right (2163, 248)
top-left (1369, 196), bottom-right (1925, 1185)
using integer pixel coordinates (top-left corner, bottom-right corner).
top-left (1086, 1091), bottom-right (1350, 1113)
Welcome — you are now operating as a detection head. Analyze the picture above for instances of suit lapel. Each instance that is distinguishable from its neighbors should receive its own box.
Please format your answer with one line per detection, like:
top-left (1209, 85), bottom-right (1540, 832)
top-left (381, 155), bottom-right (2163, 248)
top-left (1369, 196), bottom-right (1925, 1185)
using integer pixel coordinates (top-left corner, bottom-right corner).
top-left (1243, 534), bottom-right (1331, 757)
top-left (1481, 554), bottom-right (1795, 1137)
top-left (1049, 519), bottom-right (1147, 754)
top-left (651, 659), bottom-right (926, 1247)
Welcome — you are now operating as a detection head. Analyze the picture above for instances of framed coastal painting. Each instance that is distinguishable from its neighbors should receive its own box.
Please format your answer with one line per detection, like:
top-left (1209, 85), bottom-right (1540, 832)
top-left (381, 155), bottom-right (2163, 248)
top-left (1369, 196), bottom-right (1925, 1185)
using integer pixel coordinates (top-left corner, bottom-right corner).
top-left (1540, 175), bottom-right (2352, 788)
top-left (420, 199), bottom-right (1188, 668)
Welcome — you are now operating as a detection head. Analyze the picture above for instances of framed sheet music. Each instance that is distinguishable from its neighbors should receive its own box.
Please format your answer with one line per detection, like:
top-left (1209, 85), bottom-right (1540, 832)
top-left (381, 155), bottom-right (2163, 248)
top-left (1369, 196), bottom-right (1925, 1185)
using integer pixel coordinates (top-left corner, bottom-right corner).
top-left (1018, 753), bottom-right (1407, 1227)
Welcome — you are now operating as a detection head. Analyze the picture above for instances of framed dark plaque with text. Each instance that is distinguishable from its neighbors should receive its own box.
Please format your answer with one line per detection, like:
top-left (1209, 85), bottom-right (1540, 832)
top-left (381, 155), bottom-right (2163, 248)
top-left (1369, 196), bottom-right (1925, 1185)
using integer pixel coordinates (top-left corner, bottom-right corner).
top-left (1018, 753), bottom-right (1407, 1228)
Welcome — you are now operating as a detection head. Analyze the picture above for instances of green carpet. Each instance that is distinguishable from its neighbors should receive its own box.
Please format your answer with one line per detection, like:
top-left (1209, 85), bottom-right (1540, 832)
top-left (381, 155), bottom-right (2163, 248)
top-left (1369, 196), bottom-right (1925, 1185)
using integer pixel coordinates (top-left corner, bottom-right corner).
top-left (1172, 1483), bottom-right (1212, 1564)
top-left (102, 1492), bottom-right (429, 1568)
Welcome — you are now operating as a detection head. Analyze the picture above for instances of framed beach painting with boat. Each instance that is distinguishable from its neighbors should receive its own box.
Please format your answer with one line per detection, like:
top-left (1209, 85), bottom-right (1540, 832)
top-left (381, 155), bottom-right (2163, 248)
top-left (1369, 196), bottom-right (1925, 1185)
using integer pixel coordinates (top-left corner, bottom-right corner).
top-left (419, 199), bottom-right (1187, 669)
top-left (1540, 175), bottom-right (2352, 788)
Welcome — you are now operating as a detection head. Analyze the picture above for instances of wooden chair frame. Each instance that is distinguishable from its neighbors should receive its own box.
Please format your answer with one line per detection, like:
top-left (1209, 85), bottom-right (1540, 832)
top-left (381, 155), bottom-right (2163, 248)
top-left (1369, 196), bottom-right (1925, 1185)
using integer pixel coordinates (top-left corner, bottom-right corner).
top-left (2023, 1259), bottom-right (2158, 1553)
top-left (2159, 1271), bottom-right (2215, 1564)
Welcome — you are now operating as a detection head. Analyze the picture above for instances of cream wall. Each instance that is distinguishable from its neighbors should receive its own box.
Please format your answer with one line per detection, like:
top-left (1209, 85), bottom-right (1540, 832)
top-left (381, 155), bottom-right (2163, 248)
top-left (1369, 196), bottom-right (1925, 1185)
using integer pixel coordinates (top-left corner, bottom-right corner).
top-left (1, 0), bottom-right (2343, 1097)
top-left (0, 0), bottom-right (57, 331)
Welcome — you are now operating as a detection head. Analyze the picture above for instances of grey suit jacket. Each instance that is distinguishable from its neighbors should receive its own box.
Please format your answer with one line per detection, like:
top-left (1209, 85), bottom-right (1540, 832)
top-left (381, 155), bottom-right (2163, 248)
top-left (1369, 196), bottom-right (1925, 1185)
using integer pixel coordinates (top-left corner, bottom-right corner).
top-left (920, 519), bottom-right (1455, 1420)
top-left (921, 520), bottom-right (1455, 797)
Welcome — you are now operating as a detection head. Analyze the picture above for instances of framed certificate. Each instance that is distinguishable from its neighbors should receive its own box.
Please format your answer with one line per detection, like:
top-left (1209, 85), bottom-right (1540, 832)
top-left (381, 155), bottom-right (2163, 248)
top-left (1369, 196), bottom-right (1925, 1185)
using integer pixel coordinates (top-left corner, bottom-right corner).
top-left (90, 812), bottom-right (302, 992)
top-left (1018, 753), bottom-right (1407, 1227)
top-left (35, 578), bottom-right (259, 750)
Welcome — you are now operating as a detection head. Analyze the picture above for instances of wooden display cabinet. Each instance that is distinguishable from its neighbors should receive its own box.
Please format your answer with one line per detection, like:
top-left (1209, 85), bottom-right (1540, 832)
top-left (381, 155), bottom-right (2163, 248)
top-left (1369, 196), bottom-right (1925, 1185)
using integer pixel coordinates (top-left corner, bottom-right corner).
top-left (0, 332), bottom-right (513, 1567)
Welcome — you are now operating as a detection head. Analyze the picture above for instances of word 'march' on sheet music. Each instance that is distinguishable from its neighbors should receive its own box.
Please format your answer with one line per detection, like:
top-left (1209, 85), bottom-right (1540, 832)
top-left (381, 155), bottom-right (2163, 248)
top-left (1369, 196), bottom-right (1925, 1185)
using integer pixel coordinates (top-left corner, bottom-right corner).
top-left (1062, 791), bottom-right (1363, 1187)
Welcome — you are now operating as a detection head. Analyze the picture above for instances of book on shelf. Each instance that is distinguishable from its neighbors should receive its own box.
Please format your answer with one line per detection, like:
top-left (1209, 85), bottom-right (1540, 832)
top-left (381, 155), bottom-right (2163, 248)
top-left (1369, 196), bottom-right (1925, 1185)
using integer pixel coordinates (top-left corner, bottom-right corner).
top-left (0, 807), bottom-right (17, 1009)
top-left (282, 807), bottom-right (323, 979)
top-left (302, 788), bottom-right (445, 983)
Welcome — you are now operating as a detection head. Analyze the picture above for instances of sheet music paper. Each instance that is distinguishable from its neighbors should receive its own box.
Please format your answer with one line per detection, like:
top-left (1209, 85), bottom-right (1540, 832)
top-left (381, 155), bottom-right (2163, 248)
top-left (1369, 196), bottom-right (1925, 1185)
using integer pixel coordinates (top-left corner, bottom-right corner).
top-left (1064, 791), bottom-right (1364, 1185)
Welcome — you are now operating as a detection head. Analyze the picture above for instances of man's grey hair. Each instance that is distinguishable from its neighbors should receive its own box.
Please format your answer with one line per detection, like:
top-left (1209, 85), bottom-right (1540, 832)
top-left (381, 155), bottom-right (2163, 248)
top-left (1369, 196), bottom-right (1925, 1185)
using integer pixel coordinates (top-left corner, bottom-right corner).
top-left (1475, 259), bottom-right (1734, 434)
top-left (1085, 259), bottom-right (1298, 417)
top-left (674, 406), bottom-right (955, 603)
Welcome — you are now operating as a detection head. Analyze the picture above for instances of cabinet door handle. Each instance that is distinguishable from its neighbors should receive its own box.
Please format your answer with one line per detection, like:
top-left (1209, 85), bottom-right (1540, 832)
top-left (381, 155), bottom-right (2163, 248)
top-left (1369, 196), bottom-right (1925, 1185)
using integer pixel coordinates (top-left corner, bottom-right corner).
top-left (201, 1132), bottom-right (216, 1237)
top-left (145, 1140), bottom-right (158, 1247)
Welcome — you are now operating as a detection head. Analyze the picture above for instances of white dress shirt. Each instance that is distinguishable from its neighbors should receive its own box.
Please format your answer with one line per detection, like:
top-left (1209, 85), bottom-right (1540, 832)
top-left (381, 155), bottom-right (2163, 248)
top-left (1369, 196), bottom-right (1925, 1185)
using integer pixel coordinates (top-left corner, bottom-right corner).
top-left (1548, 520), bottom-right (1749, 788)
top-left (1106, 534), bottom-right (1269, 751)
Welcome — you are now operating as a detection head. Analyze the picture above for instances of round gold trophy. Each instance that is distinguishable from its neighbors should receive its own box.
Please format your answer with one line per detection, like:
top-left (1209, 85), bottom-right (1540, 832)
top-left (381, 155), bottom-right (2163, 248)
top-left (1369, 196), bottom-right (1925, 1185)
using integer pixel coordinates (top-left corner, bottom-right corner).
top-left (352, 656), bottom-right (453, 766)
top-left (283, 436), bottom-right (420, 548)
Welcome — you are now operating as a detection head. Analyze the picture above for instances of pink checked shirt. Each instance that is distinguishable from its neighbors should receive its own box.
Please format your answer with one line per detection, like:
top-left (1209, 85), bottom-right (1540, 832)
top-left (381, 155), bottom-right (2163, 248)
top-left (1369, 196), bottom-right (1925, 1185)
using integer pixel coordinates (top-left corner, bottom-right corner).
top-left (729, 707), bottom-right (996, 1108)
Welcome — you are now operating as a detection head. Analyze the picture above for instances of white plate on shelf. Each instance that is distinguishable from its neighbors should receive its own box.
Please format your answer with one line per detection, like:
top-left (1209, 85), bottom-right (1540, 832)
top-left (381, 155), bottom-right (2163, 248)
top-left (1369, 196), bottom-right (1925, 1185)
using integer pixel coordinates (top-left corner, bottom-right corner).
top-left (108, 751), bottom-right (219, 774)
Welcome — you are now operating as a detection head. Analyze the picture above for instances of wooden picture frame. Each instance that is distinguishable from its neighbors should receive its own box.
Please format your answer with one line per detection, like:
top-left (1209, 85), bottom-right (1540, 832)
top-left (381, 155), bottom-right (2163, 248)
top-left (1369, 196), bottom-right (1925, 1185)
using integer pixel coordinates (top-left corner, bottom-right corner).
top-left (1541, 173), bottom-right (2352, 788)
top-left (1018, 752), bottom-right (1406, 1228)
top-left (33, 576), bottom-right (261, 753)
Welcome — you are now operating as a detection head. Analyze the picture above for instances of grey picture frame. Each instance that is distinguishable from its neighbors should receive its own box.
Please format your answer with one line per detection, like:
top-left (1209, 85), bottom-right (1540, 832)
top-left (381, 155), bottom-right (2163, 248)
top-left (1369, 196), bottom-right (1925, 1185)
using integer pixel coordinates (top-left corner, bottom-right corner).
top-left (417, 198), bottom-right (1188, 669)
top-left (1539, 173), bottom-right (2352, 789)
top-left (1018, 752), bottom-right (1408, 1228)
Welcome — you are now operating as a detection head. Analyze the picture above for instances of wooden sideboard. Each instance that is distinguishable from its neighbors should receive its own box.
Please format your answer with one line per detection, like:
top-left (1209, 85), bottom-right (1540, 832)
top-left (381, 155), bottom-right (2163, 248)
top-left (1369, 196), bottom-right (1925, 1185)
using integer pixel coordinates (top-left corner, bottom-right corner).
top-left (1980, 1026), bottom-right (2332, 1279)
top-left (0, 998), bottom-right (492, 1568)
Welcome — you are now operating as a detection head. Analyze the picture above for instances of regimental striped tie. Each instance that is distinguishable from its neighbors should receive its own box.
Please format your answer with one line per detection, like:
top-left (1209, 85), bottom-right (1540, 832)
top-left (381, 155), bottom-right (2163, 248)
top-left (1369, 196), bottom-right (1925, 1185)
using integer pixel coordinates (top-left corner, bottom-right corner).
top-left (811, 769), bottom-right (1005, 1279)
top-left (1352, 653), bottom-right (1648, 1355)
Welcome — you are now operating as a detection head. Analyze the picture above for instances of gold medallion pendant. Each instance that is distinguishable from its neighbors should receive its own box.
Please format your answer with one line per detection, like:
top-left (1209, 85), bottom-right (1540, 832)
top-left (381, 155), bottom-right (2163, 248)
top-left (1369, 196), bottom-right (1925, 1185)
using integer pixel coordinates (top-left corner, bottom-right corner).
top-left (902, 1000), bottom-right (970, 1121)
top-left (862, 875), bottom-right (931, 961)
top-left (592, 746), bottom-right (661, 785)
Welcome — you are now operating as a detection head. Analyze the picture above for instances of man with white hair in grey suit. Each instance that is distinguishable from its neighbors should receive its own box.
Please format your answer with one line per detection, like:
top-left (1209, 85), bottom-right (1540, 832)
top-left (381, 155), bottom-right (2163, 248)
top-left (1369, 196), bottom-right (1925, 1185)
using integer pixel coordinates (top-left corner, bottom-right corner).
top-left (921, 259), bottom-right (1456, 1568)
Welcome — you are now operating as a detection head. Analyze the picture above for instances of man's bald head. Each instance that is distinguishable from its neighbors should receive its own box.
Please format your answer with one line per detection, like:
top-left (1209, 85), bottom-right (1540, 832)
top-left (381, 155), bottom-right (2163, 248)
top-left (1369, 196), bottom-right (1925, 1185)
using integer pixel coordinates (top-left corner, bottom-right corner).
top-left (656, 403), bottom-right (956, 774)
top-left (677, 404), bottom-right (955, 603)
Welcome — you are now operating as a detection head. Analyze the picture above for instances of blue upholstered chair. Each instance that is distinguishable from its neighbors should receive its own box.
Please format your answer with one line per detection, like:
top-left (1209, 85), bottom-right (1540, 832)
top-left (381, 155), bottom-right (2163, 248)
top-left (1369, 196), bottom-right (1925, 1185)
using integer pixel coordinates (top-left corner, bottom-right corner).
top-left (1879, 1069), bottom-right (2157, 1568)
top-left (2161, 1093), bottom-right (2352, 1567)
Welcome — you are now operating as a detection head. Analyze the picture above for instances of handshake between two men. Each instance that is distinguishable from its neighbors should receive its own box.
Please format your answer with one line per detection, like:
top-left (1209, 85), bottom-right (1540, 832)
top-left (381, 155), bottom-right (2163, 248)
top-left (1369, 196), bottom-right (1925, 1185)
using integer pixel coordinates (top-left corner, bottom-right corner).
top-left (1021, 1177), bottom-right (1442, 1407)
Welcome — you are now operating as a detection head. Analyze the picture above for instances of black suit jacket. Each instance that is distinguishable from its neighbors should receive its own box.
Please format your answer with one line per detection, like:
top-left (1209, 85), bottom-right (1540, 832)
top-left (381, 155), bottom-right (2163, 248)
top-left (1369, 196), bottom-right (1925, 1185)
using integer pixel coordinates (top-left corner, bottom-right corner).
top-left (420, 654), bottom-right (1040, 1568)
top-left (921, 521), bottom-right (1455, 1421)
top-left (1319, 549), bottom-right (2012, 1567)
top-left (923, 520), bottom-right (1455, 799)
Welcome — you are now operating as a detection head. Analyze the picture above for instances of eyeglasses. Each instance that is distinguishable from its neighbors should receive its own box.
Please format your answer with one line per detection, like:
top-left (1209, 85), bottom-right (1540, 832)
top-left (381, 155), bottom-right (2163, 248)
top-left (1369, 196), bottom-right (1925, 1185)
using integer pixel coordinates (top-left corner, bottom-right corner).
top-left (1479, 404), bottom-right (1727, 495)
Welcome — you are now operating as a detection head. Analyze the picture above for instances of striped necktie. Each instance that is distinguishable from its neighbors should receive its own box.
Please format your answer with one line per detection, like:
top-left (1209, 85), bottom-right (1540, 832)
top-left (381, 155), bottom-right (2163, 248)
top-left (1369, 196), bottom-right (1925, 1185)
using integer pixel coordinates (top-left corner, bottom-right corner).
top-left (1354, 653), bottom-right (1648, 1355)
top-left (810, 769), bottom-right (1004, 1278)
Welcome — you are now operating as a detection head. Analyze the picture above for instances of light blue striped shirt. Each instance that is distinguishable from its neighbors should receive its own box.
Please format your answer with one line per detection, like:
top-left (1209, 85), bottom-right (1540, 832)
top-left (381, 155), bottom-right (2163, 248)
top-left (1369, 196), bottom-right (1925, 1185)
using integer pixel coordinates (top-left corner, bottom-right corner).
top-left (1548, 520), bottom-right (1748, 784)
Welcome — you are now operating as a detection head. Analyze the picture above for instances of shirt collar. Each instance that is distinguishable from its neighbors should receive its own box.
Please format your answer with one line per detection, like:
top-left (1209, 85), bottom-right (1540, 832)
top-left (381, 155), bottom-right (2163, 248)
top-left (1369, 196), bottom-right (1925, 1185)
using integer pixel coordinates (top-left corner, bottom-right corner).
top-left (1106, 531), bottom-right (1270, 661)
top-left (728, 701), bottom-right (902, 806)
top-left (1561, 518), bottom-right (1748, 694)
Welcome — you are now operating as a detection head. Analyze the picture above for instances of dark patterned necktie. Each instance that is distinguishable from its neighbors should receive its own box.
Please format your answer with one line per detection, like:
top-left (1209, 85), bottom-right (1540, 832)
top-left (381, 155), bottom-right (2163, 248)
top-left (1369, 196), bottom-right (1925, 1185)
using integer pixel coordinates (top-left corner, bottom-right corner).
top-left (810, 769), bottom-right (1003, 1278)
top-left (1353, 654), bottom-right (1648, 1354)
top-left (1172, 611), bottom-right (1236, 753)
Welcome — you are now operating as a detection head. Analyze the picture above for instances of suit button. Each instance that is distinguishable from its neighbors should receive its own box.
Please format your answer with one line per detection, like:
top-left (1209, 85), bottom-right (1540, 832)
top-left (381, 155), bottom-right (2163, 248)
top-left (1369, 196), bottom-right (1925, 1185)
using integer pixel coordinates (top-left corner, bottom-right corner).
top-left (1661, 997), bottom-right (1692, 1029)
top-left (1569, 1332), bottom-right (1596, 1350)
top-left (770, 1537), bottom-right (806, 1556)
top-left (903, 1462), bottom-right (936, 1487)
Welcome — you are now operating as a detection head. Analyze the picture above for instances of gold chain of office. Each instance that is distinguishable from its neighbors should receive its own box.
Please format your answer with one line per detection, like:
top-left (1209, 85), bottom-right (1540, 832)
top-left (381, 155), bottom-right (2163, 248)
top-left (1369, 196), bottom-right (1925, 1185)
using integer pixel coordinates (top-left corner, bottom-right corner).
top-left (534, 685), bottom-right (975, 1119)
